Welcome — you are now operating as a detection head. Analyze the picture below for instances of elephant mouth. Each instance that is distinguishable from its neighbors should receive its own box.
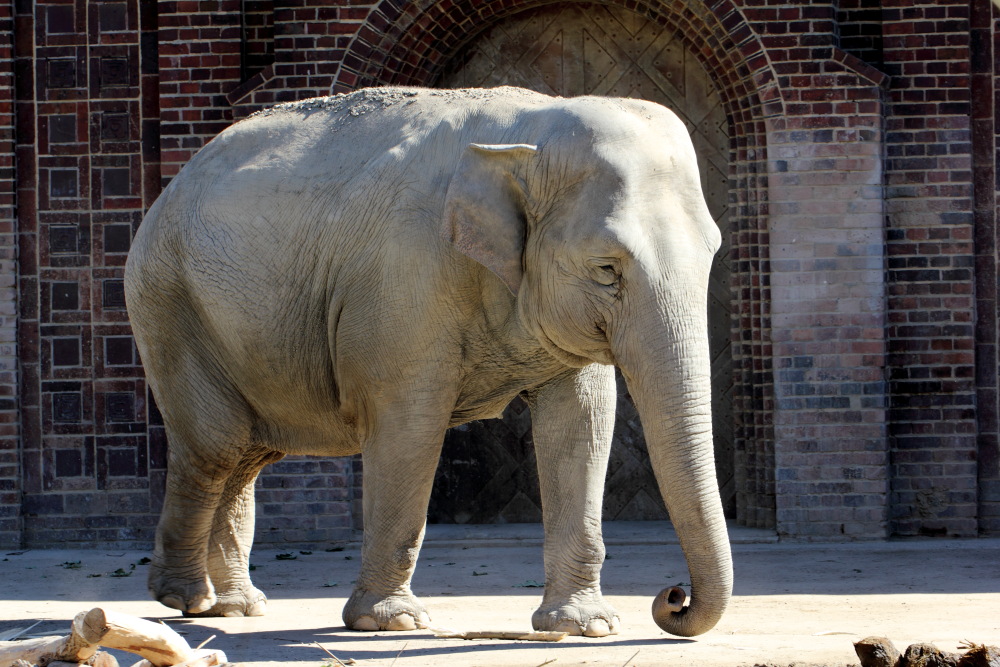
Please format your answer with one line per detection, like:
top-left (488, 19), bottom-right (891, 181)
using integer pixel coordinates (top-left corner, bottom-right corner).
top-left (533, 324), bottom-right (615, 367)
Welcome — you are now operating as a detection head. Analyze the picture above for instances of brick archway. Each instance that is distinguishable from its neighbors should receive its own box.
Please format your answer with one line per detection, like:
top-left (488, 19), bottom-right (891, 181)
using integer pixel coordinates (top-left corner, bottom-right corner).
top-left (335, 0), bottom-right (780, 528)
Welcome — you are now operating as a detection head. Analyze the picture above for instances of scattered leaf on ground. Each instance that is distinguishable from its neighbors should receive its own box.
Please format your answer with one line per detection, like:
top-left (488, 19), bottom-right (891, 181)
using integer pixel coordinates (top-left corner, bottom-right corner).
top-left (109, 568), bottom-right (132, 577)
top-left (61, 561), bottom-right (81, 569)
top-left (514, 580), bottom-right (544, 588)
top-left (299, 551), bottom-right (312, 555)
top-left (137, 557), bottom-right (151, 565)
top-left (473, 571), bottom-right (488, 576)
top-left (276, 553), bottom-right (297, 561)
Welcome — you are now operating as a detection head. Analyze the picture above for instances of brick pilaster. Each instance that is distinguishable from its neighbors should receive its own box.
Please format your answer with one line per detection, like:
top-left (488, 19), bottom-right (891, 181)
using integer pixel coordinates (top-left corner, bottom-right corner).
top-left (883, 0), bottom-right (978, 537)
top-left (745, 1), bottom-right (892, 539)
top-left (0, 0), bottom-right (18, 548)
top-left (972, 0), bottom-right (1000, 535)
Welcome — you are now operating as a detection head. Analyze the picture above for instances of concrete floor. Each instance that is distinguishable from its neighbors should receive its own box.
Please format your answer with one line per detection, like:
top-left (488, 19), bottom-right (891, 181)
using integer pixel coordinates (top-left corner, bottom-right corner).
top-left (1, 522), bottom-right (998, 666)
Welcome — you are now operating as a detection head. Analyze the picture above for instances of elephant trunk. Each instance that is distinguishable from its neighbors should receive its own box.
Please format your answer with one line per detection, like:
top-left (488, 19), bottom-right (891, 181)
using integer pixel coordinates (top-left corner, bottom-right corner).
top-left (614, 281), bottom-right (733, 637)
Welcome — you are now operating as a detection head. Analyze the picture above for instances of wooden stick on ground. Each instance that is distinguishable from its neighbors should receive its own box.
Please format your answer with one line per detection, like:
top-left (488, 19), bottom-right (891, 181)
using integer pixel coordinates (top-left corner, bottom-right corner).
top-left (431, 630), bottom-right (568, 641)
top-left (128, 648), bottom-right (228, 667)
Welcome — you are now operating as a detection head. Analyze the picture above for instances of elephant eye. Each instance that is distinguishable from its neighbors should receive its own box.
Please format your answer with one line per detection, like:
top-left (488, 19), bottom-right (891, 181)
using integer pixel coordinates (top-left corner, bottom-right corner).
top-left (590, 260), bottom-right (621, 286)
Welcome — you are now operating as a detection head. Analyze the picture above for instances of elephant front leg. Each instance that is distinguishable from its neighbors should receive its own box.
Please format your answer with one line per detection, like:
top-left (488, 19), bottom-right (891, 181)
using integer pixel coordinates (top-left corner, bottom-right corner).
top-left (342, 410), bottom-right (445, 632)
top-left (528, 364), bottom-right (620, 637)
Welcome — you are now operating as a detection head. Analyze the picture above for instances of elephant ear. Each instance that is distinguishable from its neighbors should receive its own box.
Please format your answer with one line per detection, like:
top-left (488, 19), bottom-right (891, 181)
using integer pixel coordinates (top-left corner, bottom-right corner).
top-left (442, 143), bottom-right (538, 295)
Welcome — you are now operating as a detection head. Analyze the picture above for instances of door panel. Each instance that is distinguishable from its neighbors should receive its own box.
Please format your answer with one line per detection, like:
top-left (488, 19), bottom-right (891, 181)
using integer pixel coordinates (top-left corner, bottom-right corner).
top-left (429, 2), bottom-right (733, 523)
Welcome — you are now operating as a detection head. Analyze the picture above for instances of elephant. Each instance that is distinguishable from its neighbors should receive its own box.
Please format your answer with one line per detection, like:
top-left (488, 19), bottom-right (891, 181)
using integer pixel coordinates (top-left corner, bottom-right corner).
top-left (124, 85), bottom-right (731, 638)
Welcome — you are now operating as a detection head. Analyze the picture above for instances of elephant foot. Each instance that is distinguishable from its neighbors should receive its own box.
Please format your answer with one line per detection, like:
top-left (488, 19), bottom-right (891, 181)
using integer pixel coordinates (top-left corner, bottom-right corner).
top-left (183, 585), bottom-right (267, 618)
top-left (149, 563), bottom-right (217, 615)
top-left (532, 591), bottom-right (620, 638)
top-left (342, 587), bottom-right (430, 632)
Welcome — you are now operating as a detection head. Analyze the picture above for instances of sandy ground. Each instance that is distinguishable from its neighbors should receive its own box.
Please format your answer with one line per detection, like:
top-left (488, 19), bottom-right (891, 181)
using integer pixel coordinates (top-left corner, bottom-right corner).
top-left (1, 522), bottom-right (998, 667)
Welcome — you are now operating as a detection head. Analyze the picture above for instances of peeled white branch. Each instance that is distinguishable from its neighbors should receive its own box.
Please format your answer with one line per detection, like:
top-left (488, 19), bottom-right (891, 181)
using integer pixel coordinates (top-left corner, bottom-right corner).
top-left (0, 608), bottom-right (224, 667)
top-left (81, 609), bottom-right (193, 667)
top-left (0, 609), bottom-right (107, 667)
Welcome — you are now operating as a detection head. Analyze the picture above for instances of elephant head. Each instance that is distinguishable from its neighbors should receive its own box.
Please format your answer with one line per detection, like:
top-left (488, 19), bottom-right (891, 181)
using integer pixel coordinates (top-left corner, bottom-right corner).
top-left (443, 98), bottom-right (732, 637)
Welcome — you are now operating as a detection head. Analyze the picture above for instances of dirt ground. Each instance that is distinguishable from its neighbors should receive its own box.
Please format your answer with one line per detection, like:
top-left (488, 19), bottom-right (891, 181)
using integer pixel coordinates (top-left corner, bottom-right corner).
top-left (1, 522), bottom-right (998, 667)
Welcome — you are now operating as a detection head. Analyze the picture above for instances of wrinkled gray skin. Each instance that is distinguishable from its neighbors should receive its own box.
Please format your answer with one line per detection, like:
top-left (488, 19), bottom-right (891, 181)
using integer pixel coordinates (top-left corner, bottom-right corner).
top-left (124, 86), bottom-right (731, 638)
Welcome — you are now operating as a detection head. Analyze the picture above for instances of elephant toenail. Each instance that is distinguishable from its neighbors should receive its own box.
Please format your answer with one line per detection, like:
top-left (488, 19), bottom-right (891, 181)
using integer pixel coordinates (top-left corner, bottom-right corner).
top-left (583, 619), bottom-right (611, 637)
top-left (352, 616), bottom-right (380, 631)
top-left (386, 614), bottom-right (417, 631)
top-left (553, 620), bottom-right (583, 635)
top-left (160, 595), bottom-right (186, 611)
top-left (187, 597), bottom-right (216, 614)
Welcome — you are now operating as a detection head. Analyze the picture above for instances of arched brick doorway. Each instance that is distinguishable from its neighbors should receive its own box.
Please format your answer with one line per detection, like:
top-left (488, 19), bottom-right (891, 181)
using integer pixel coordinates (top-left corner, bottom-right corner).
top-left (426, 3), bottom-right (733, 523)
top-left (334, 0), bottom-right (779, 529)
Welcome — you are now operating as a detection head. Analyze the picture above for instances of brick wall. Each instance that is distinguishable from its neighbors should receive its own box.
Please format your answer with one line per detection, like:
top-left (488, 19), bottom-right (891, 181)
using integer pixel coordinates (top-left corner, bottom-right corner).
top-left (3, 0), bottom-right (998, 546)
top-left (882, 0), bottom-right (978, 537)
top-left (0, 0), bottom-right (18, 548)
top-left (741, 2), bottom-right (891, 539)
top-left (12, 0), bottom-right (164, 547)
top-left (972, 0), bottom-right (1000, 534)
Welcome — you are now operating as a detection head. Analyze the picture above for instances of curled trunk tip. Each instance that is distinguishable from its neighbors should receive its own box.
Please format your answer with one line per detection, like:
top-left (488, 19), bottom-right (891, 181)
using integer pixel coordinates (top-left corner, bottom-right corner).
top-left (651, 583), bottom-right (730, 637)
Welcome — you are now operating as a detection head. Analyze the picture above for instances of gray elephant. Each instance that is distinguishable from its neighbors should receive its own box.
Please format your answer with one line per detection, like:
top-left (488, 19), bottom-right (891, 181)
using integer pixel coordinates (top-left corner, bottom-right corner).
top-left (124, 86), bottom-right (730, 638)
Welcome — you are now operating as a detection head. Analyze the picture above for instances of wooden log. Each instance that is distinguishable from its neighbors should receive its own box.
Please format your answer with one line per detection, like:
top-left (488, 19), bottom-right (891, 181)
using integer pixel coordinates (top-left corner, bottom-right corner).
top-left (855, 636), bottom-right (902, 667)
top-left (0, 608), bottom-right (195, 667)
top-left (80, 609), bottom-right (193, 667)
top-left (0, 609), bottom-right (107, 667)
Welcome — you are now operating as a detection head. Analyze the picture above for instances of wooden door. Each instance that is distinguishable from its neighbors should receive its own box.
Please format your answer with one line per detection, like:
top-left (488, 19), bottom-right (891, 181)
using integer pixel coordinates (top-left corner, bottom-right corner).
top-left (428, 2), bottom-right (733, 523)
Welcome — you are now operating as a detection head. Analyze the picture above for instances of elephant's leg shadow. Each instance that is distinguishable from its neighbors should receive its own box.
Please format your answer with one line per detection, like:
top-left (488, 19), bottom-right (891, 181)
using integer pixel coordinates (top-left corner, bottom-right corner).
top-left (183, 448), bottom-right (285, 618)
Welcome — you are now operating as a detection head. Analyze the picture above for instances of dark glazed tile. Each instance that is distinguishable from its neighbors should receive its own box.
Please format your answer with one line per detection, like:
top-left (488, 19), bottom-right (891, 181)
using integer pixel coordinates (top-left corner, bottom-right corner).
top-left (102, 280), bottom-right (126, 309)
top-left (47, 59), bottom-right (77, 88)
top-left (101, 113), bottom-right (129, 141)
top-left (48, 114), bottom-right (76, 144)
top-left (104, 336), bottom-right (134, 365)
top-left (49, 226), bottom-right (78, 254)
top-left (102, 168), bottom-right (130, 196)
top-left (51, 282), bottom-right (79, 311)
top-left (49, 170), bottom-right (78, 198)
top-left (99, 3), bottom-right (127, 32)
top-left (52, 392), bottom-right (82, 423)
top-left (105, 393), bottom-right (134, 423)
top-left (55, 449), bottom-right (83, 477)
top-left (103, 224), bottom-right (131, 253)
top-left (52, 338), bottom-right (81, 367)
top-left (107, 447), bottom-right (136, 476)
top-left (100, 58), bottom-right (129, 87)
top-left (46, 5), bottom-right (74, 34)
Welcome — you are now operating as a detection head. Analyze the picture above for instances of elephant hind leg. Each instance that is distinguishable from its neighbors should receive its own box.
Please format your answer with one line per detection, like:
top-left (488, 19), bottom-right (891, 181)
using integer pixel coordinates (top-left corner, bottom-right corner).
top-left (146, 364), bottom-right (258, 615)
top-left (183, 447), bottom-right (284, 618)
